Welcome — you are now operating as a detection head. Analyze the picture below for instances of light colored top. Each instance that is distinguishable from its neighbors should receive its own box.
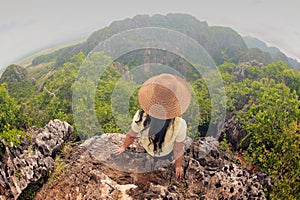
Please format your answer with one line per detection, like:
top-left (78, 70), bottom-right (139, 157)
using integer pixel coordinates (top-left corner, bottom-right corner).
top-left (131, 110), bottom-right (187, 157)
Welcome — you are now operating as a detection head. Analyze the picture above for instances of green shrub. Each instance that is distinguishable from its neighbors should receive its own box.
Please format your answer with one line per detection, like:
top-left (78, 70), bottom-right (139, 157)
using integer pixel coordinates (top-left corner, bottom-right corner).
top-left (238, 79), bottom-right (300, 199)
top-left (1, 125), bottom-right (26, 146)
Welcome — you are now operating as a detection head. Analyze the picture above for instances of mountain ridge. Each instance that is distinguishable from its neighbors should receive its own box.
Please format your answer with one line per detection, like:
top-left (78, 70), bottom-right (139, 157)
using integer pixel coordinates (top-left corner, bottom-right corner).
top-left (28, 13), bottom-right (300, 71)
top-left (31, 13), bottom-right (276, 68)
top-left (243, 36), bottom-right (300, 70)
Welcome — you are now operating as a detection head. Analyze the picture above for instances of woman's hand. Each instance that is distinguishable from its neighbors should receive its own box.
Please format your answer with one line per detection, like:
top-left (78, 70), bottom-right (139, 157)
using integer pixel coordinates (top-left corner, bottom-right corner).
top-left (175, 166), bottom-right (183, 178)
top-left (173, 141), bottom-right (184, 178)
top-left (113, 129), bottom-right (137, 155)
top-left (114, 146), bottom-right (126, 155)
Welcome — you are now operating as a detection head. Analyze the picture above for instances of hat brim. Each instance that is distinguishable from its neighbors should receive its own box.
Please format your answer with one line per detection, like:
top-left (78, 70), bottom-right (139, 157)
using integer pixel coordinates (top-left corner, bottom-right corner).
top-left (138, 74), bottom-right (191, 119)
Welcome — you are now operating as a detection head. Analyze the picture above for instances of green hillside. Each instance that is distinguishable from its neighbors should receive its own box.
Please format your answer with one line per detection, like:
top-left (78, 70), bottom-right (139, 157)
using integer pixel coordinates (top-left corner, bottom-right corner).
top-left (244, 36), bottom-right (300, 70)
top-left (16, 38), bottom-right (86, 68)
top-left (31, 14), bottom-right (300, 71)
top-left (31, 14), bottom-right (252, 67)
top-left (0, 14), bottom-right (299, 199)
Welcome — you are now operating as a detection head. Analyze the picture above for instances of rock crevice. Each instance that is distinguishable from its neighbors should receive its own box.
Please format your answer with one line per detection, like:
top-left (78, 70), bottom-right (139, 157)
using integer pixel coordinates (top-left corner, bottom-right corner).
top-left (0, 120), bottom-right (74, 200)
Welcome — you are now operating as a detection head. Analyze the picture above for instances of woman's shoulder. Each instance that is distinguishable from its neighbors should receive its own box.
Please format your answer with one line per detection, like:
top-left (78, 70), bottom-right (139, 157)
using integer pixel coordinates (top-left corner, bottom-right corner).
top-left (174, 117), bottom-right (187, 128)
top-left (170, 117), bottom-right (187, 139)
top-left (174, 117), bottom-right (186, 123)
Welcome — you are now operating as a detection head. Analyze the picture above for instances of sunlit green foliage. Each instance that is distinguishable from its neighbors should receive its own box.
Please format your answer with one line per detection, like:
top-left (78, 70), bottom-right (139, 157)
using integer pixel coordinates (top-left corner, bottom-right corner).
top-left (0, 83), bottom-right (20, 130)
top-left (220, 62), bottom-right (300, 199)
top-left (190, 78), bottom-right (211, 126)
top-left (238, 80), bottom-right (300, 199)
top-left (0, 84), bottom-right (26, 146)
top-left (1, 47), bottom-right (300, 199)
top-left (25, 52), bottom-right (86, 127)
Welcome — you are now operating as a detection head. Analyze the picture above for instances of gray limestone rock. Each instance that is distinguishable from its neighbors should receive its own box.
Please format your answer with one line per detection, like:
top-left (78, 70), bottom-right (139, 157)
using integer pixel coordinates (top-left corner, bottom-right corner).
top-left (35, 133), bottom-right (272, 200)
top-left (0, 120), bottom-right (74, 199)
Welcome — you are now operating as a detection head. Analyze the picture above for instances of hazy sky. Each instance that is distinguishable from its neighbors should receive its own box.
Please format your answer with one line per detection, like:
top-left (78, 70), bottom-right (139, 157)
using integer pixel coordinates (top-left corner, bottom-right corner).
top-left (1, 0), bottom-right (299, 69)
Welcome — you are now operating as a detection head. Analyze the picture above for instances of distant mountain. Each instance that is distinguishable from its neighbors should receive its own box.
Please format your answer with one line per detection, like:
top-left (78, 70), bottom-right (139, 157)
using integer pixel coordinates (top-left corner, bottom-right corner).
top-left (0, 68), bottom-right (4, 77)
top-left (28, 14), bottom-right (300, 70)
top-left (243, 36), bottom-right (300, 70)
top-left (16, 38), bottom-right (86, 68)
top-left (31, 14), bottom-right (256, 67)
top-left (243, 36), bottom-right (281, 54)
top-left (0, 64), bottom-right (27, 83)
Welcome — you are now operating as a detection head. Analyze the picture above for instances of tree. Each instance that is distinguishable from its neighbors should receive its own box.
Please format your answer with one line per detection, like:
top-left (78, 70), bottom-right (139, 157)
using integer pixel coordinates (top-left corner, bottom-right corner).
top-left (0, 83), bottom-right (20, 131)
top-left (238, 79), bottom-right (300, 199)
top-left (0, 83), bottom-right (25, 146)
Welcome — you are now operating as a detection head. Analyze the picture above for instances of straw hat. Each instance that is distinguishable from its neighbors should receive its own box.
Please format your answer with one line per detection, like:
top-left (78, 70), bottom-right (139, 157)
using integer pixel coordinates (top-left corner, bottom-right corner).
top-left (138, 73), bottom-right (191, 119)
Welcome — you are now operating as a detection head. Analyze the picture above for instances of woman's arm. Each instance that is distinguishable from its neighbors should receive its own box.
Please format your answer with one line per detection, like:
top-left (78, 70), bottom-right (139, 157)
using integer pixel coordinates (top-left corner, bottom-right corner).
top-left (173, 141), bottom-right (184, 178)
top-left (114, 129), bottom-right (138, 155)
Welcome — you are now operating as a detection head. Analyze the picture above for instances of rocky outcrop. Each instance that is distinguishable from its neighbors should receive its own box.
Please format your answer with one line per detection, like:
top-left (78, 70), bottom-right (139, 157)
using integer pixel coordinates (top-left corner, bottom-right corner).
top-left (234, 60), bottom-right (264, 81)
top-left (35, 133), bottom-right (272, 200)
top-left (31, 120), bottom-right (74, 157)
top-left (0, 65), bottom-right (27, 83)
top-left (0, 120), bottom-right (74, 199)
top-left (0, 121), bottom-right (272, 199)
top-left (222, 114), bottom-right (249, 150)
top-left (221, 60), bottom-right (265, 151)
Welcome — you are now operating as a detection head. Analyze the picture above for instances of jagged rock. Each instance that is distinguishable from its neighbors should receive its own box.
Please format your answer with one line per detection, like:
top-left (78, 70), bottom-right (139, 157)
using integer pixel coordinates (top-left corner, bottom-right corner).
top-left (234, 60), bottom-right (264, 81)
top-left (0, 120), bottom-right (74, 200)
top-left (32, 119), bottom-right (74, 157)
top-left (220, 61), bottom-right (265, 150)
top-left (31, 77), bottom-right (37, 85)
top-left (35, 146), bottom-right (138, 200)
top-left (222, 114), bottom-right (249, 150)
top-left (35, 133), bottom-right (272, 199)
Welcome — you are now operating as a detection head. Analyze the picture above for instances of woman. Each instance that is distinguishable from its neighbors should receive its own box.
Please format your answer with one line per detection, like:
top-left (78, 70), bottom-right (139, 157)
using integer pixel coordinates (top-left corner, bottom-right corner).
top-left (114, 73), bottom-right (191, 178)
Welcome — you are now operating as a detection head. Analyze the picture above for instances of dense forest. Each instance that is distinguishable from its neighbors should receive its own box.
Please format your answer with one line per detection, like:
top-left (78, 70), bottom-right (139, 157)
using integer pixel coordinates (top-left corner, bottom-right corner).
top-left (0, 14), bottom-right (299, 199)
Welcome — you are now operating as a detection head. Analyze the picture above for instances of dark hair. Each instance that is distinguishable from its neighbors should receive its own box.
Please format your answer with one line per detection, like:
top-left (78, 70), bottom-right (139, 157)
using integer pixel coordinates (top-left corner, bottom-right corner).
top-left (135, 109), bottom-right (174, 154)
